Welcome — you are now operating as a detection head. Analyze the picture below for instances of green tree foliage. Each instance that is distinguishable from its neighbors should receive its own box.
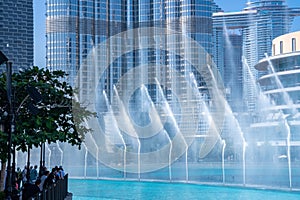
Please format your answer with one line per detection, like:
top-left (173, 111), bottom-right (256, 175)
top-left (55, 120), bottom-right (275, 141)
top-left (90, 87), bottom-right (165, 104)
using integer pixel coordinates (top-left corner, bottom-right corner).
top-left (0, 66), bottom-right (95, 162)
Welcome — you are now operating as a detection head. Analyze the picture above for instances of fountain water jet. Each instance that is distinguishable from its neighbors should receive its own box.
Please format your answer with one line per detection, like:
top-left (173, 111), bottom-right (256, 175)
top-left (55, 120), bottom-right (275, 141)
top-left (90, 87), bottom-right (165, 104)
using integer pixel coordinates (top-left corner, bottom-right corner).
top-left (223, 28), bottom-right (247, 185)
top-left (82, 117), bottom-right (100, 178)
top-left (222, 140), bottom-right (226, 185)
top-left (283, 118), bottom-right (292, 189)
top-left (189, 72), bottom-right (227, 183)
top-left (264, 53), bottom-right (298, 115)
top-left (141, 82), bottom-right (189, 181)
top-left (111, 86), bottom-right (142, 180)
top-left (264, 53), bottom-right (297, 189)
top-left (103, 88), bottom-right (128, 179)
top-left (207, 64), bottom-right (247, 185)
top-left (112, 86), bottom-right (128, 179)
top-left (56, 141), bottom-right (63, 166)
top-left (83, 143), bottom-right (88, 178)
top-left (154, 78), bottom-right (174, 181)
top-left (46, 143), bottom-right (51, 168)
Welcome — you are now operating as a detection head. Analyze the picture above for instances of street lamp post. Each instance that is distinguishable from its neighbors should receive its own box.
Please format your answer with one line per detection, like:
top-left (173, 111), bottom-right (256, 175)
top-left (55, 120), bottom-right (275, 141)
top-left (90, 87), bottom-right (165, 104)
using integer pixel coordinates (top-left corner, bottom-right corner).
top-left (7, 61), bottom-right (15, 199)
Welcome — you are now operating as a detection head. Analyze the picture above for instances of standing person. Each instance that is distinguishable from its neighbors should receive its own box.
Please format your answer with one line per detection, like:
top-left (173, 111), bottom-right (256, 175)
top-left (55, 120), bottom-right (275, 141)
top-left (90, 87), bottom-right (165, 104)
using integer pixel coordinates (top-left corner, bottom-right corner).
top-left (16, 167), bottom-right (22, 189)
top-left (21, 166), bottom-right (27, 187)
top-left (39, 171), bottom-right (49, 192)
top-left (43, 168), bottom-right (57, 189)
top-left (22, 179), bottom-right (41, 200)
top-left (30, 165), bottom-right (38, 183)
top-left (58, 166), bottom-right (65, 179)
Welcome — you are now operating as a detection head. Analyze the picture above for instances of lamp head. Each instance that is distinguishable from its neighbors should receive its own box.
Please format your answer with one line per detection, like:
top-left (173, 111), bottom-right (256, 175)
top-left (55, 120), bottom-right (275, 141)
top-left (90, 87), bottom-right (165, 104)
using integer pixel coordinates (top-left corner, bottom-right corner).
top-left (0, 51), bottom-right (8, 65)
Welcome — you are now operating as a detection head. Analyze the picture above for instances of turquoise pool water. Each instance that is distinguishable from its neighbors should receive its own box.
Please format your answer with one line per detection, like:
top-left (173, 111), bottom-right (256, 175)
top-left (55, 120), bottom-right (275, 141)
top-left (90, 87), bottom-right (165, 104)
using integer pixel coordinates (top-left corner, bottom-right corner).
top-left (69, 179), bottom-right (300, 200)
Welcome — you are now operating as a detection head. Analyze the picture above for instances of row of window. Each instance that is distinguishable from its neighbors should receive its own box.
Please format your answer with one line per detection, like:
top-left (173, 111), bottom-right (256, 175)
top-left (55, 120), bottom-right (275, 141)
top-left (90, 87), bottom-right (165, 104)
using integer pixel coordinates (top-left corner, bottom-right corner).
top-left (276, 38), bottom-right (297, 55)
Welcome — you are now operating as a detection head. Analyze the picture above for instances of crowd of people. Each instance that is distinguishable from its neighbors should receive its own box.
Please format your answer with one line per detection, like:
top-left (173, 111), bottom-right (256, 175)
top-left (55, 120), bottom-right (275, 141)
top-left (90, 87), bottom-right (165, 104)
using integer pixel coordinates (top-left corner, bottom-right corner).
top-left (11, 165), bottom-right (65, 200)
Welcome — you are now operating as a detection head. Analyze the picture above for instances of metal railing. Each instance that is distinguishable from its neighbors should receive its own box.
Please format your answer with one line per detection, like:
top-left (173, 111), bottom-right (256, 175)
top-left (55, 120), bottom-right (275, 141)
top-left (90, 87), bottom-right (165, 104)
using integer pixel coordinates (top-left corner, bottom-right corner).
top-left (33, 174), bottom-right (69, 200)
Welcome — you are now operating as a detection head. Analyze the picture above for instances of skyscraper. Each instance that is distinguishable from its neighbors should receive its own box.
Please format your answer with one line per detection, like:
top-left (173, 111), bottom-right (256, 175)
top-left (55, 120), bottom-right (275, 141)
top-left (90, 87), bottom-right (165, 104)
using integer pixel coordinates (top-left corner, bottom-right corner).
top-left (46, 0), bottom-right (228, 170)
top-left (0, 0), bottom-right (33, 71)
top-left (213, 0), bottom-right (300, 112)
top-left (46, 0), bottom-right (215, 85)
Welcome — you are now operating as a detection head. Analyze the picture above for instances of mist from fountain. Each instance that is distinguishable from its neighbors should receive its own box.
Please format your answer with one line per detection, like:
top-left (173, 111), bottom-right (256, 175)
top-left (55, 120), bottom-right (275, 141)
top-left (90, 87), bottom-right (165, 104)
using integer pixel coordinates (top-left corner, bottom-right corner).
top-left (188, 72), bottom-right (228, 183)
top-left (112, 86), bottom-right (128, 179)
top-left (154, 79), bottom-right (174, 181)
top-left (263, 54), bottom-right (296, 189)
top-left (283, 118), bottom-right (292, 189)
top-left (243, 53), bottom-right (295, 188)
top-left (138, 81), bottom-right (188, 180)
top-left (207, 64), bottom-right (247, 185)
top-left (83, 143), bottom-right (88, 178)
top-left (264, 53), bottom-right (297, 115)
top-left (222, 25), bottom-right (248, 185)
top-left (82, 117), bottom-right (100, 178)
top-left (223, 21), bottom-right (236, 90)
top-left (110, 85), bottom-right (141, 178)
top-left (56, 142), bottom-right (63, 167)
top-left (46, 143), bottom-right (51, 169)
top-left (18, 26), bottom-right (300, 191)
top-left (103, 88), bottom-right (127, 179)
top-left (242, 56), bottom-right (276, 111)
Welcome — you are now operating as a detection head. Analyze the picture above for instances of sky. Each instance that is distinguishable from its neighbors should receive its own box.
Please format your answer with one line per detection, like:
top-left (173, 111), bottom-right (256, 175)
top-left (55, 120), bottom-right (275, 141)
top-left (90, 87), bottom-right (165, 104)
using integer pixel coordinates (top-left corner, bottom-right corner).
top-left (33, 0), bottom-right (300, 67)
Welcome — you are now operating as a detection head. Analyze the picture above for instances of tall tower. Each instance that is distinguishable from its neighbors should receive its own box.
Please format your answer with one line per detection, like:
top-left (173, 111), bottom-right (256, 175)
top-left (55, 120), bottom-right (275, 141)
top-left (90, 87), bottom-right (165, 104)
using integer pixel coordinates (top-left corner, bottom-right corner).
top-left (46, 0), bottom-right (215, 85)
top-left (0, 0), bottom-right (33, 71)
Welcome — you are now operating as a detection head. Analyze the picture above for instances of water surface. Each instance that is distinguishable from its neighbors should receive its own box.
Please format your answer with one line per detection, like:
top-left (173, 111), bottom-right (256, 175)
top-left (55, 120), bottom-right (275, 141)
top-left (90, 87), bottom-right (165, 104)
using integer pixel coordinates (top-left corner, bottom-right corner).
top-left (69, 179), bottom-right (300, 200)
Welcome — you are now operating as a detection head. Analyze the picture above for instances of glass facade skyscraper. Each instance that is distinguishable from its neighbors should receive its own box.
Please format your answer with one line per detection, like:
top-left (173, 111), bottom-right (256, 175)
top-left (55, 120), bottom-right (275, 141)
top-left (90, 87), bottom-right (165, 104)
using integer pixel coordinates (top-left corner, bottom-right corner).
top-left (46, 0), bottom-right (215, 85)
top-left (0, 0), bottom-right (33, 71)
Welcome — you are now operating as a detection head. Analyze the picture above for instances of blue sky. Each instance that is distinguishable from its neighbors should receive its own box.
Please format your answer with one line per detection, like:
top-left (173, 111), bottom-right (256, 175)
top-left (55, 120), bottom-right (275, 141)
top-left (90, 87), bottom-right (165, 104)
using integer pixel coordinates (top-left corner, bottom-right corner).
top-left (33, 0), bottom-right (300, 67)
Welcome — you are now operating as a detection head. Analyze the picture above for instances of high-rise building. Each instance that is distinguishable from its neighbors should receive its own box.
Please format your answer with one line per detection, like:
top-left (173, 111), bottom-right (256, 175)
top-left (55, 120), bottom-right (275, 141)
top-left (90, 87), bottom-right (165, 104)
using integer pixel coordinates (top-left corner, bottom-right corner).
top-left (46, 0), bottom-right (215, 85)
top-left (46, 0), bottom-right (228, 169)
top-left (223, 33), bottom-right (243, 112)
top-left (213, 0), bottom-right (300, 112)
top-left (0, 0), bottom-right (34, 71)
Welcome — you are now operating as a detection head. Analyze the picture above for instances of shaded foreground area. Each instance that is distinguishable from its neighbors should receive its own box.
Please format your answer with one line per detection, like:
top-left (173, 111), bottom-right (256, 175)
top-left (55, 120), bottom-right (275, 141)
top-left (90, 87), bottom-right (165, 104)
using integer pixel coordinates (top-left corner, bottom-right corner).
top-left (30, 174), bottom-right (69, 200)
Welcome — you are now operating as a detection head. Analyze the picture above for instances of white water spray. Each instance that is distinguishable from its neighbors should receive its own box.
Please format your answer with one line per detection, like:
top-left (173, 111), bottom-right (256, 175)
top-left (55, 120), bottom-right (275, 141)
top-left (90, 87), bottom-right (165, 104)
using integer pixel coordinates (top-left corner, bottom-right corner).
top-left (154, 79), bottom-right (174, 181)
top-left (264, 54), bottom-right (296, 189)
top-left (207, 64), bottom-right (247, 186)
top-left (284, 117), bottom-right (292, 189)
top-left (222, 139), bottom-right (226, 184)
top-left (83, 143), bottom-right (88, 178)
top-left (112, 86), bottom-right (128, 179)
top-left (56, 142), bottom-right (64, 166)
top-left (264, 53), bottom-right (297, 115)
top-left (46, 143), bottom-right (51, 168)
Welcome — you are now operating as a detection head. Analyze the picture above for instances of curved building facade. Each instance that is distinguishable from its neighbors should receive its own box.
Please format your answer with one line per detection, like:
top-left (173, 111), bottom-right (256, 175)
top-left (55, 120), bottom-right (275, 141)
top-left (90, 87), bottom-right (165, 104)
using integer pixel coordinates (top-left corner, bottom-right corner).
top-left (252, 31), bottom-right (300, 162)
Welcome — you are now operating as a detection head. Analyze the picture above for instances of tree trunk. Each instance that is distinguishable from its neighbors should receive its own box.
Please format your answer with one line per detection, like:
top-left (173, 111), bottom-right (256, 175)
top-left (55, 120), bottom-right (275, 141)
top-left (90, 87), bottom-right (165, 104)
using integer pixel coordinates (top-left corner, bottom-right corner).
top-left (0, 162), bottom-right (6, 191)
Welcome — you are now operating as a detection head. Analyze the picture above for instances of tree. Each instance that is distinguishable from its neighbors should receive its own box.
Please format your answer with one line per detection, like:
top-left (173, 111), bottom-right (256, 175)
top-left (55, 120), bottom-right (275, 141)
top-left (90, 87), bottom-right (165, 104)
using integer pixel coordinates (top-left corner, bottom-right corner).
top-left (0, 66), bottom-right (95, 187)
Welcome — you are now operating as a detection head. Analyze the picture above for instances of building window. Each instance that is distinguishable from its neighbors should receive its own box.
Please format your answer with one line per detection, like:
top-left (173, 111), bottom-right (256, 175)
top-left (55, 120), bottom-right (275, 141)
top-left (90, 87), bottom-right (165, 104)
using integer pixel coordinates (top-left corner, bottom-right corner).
top-left (273, 44), bottom-right (275, 55)
top-left (280, 41), bottom-right (283, 54)
top-left (292, 38), bottom-right (296, 52)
